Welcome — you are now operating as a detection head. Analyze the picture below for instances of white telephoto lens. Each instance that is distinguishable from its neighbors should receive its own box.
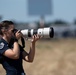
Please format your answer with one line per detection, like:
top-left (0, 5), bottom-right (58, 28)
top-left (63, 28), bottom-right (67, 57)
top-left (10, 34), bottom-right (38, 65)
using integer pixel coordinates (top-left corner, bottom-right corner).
top-left (21, 27), bottom-right (54, 38)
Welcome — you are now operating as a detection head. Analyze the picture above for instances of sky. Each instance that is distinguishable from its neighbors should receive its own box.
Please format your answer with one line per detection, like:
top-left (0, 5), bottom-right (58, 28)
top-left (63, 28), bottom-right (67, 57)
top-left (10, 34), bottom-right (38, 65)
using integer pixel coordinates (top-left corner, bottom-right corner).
top-left (0, 0), bottom-right (76, 23)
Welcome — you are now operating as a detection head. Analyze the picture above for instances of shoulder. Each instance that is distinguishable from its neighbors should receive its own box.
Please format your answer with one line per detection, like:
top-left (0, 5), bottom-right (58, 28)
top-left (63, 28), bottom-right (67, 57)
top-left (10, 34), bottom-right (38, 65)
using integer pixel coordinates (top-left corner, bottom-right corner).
top-left (0, 39), bottom-right (5, 50)
top-left (0, 39), bottom-right (5, 54)
top-left (0, 42), bottom-right (5, 49)
top-left (0, 39), bottom-right (9, 54)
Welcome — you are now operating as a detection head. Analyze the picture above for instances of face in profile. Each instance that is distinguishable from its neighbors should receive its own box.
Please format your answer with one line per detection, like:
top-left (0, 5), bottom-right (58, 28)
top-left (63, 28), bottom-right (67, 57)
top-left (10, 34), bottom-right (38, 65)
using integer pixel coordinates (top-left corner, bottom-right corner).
top-left (6, 25), bottom-right (15, 39)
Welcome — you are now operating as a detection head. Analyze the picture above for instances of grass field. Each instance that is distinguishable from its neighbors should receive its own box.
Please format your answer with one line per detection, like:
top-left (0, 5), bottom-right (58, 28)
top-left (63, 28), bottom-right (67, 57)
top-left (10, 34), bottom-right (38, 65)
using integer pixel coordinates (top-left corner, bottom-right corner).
top-left (0, 38), bottom-right (76, 75)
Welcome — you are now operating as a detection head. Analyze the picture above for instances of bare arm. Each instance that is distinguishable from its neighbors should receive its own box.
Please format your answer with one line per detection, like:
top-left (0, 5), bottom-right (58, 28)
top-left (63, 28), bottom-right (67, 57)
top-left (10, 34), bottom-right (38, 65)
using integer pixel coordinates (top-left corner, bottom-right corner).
top-left (22, 42), bottom-right (35, 62)
top-left (3, 30), bottom-right (22, 59)
top-left (3, 42), bottom-right (20, 59)
top-left (22, 34), bottom-right (41, 62)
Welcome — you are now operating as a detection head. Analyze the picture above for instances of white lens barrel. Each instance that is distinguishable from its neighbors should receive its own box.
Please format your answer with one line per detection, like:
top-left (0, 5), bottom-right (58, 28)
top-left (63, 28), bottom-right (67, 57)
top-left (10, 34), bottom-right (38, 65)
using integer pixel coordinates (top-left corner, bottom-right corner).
top-left (38, 28), bottom-right (43, 36)
top-left (43, 28), bottom-right (50, 38)
top-left (30, 29), bottom-right (34, 36)
top-left (21, 29), bottom-right (28, 37)
top-left (21, 27), bottom-right (54, 38)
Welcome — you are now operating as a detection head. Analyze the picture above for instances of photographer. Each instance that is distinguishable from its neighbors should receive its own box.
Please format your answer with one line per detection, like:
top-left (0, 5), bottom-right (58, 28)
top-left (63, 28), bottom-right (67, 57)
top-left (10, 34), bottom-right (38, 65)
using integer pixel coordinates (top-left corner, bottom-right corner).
top-left (0, 20), bottom-right (41, 75)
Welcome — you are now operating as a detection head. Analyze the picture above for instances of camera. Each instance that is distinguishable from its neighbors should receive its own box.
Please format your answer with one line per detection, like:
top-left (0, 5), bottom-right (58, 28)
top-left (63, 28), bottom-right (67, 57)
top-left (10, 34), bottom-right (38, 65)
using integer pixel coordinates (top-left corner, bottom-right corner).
top-left (12, 27), bottom-right (54, 38)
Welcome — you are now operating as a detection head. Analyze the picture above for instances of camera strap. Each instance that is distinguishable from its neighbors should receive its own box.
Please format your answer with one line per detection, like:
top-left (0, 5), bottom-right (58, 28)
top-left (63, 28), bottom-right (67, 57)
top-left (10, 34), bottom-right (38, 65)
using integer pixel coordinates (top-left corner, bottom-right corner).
top-left (21, 37), bottom-right (25, 48)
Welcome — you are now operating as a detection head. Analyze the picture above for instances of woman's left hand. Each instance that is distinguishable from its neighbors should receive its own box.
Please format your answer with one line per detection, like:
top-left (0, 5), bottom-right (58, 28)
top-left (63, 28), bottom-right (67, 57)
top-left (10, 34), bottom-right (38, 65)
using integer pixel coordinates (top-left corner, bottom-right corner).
top-left (31, 34), bottom-right (42, 43)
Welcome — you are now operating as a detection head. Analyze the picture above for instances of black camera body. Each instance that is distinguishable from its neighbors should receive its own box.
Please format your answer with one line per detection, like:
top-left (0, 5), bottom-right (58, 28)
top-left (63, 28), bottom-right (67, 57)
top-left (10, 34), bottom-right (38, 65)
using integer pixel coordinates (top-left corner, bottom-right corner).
top-left (12, 29), bottom-right (18, 35)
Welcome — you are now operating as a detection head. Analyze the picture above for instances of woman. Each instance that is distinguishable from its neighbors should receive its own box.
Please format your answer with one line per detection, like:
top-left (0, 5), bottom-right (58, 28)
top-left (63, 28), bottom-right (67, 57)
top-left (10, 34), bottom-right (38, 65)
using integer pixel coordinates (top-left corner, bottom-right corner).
top-left (0, 20), bottom-right (41, 75)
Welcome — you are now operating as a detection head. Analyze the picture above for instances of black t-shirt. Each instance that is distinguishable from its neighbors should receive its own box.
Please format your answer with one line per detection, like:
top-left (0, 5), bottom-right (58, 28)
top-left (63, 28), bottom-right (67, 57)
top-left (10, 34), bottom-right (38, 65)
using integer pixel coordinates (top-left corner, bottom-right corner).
top-left (0, 38), bottom-right (25, 75)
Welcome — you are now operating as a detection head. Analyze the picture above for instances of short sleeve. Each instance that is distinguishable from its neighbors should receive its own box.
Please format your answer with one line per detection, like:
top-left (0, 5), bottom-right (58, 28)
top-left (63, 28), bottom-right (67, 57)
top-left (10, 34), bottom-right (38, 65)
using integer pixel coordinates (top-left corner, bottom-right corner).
top-left (0, 42), bottom-right (10, 54)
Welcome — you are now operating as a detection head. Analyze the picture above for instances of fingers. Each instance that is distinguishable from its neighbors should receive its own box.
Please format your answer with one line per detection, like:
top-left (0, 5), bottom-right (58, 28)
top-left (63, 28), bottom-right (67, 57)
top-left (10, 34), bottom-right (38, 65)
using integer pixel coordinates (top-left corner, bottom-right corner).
top-left (16, 30), bottom-right (21, 34)
top-left (31, 34), bottom-right (42, 42)
top-left (35, 34), bottom-right (43, 39)
top-left (15, 30), bottom-right (22, 39)
top-left (32, 34), bottom-right (38, 40)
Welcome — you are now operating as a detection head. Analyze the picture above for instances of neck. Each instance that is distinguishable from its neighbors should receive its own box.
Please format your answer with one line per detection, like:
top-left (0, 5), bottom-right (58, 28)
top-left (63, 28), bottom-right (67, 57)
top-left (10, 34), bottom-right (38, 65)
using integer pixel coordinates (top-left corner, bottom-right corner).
top-left (2, 35), bottom-right (10, 43)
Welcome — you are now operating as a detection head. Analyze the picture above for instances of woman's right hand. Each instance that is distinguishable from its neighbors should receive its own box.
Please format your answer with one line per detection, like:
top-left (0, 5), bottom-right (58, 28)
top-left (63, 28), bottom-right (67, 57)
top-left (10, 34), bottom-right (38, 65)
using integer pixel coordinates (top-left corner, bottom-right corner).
top-left (15, 30), bottom-right (22, 40)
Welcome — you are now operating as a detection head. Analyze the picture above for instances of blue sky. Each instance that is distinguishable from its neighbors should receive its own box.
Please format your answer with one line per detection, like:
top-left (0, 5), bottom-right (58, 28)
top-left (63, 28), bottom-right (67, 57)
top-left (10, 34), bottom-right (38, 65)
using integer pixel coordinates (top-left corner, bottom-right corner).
top-left (0, 0), bottom-right (76, 23)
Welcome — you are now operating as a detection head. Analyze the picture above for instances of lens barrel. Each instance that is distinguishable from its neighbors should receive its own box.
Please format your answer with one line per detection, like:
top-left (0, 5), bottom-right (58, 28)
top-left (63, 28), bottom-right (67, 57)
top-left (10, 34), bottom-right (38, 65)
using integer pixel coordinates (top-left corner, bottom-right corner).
top-left (21, 27), bottom-right (54, 38)
top-left (49, 27), bottom-right (54, 38)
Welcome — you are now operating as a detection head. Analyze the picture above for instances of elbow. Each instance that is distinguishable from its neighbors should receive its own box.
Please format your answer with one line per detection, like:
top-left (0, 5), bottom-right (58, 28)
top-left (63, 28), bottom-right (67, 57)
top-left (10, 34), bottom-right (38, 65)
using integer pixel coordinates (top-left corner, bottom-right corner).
top-left (14, 55), bottom-right (19, 59)
top-left (13, 54), bottom-right (20, 59)
top-left (9, 55), bottom-right (19, 59)
top-left (13, 51), bottom-right (20, 59)
top-left (25, 56), bottom-right (34, 63)
top-left (28, 59), bottom-right (34, 63)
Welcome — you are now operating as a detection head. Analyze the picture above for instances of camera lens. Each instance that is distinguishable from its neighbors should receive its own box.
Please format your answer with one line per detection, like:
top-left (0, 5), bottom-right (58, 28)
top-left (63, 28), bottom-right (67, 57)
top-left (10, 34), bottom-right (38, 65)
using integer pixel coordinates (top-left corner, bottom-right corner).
top-left (21, 27), bottom-right (54, 38)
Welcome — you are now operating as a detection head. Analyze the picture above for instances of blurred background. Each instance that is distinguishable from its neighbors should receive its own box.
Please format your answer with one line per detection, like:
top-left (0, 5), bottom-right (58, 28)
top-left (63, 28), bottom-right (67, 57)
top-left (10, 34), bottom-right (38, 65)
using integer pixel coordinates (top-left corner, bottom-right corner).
top-left (0, 0), bottom-right (76, 75)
